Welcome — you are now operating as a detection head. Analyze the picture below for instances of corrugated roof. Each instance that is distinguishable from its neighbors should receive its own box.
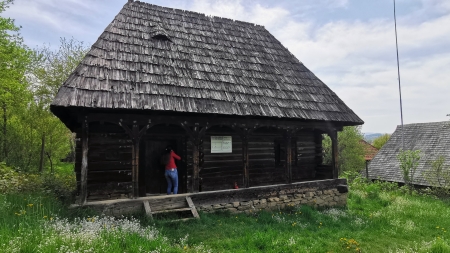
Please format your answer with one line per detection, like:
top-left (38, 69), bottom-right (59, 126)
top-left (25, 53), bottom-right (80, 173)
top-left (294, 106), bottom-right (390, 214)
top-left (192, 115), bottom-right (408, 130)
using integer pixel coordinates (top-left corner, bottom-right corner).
top-left (368, 121), bottom-right (450, 186)
top-left (51, 1), bottom-right (363, 124)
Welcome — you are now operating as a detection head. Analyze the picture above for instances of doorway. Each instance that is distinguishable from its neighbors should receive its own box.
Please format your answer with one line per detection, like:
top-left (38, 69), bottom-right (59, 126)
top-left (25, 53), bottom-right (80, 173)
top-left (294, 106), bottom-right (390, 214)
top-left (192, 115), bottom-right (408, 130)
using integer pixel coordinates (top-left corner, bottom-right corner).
top-left (141, 138), bottom-right (181, 195)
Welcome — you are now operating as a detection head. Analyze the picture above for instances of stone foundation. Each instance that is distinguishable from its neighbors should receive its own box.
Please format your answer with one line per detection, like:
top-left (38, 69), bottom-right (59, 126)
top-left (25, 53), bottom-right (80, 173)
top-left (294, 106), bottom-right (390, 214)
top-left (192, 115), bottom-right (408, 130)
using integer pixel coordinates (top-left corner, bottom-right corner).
top-left (197, 188), bottom-right (347, 214)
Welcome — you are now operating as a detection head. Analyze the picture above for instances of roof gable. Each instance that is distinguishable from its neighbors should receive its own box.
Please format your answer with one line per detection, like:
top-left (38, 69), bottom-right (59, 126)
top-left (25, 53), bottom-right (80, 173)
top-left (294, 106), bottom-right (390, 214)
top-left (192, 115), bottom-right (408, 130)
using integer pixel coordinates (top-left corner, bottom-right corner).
top-left (51, 1), bottom-right (363, 125)
top-left (359, 139), bottom-right (379, 161)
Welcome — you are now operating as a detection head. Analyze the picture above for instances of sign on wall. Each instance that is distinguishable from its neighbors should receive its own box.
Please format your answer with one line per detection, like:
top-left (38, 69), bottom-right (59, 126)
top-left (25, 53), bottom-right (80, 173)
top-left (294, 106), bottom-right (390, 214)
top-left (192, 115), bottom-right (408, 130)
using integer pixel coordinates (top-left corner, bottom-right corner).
top-left (211, 136), bottom-right (232, 153)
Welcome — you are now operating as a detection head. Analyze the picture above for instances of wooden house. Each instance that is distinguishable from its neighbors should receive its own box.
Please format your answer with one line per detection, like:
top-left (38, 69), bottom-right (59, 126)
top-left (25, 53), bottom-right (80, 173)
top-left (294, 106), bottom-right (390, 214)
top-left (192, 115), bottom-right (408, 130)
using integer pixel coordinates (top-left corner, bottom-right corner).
top-left (51, 0), bottom-right (363, 205)
top-left (360, 140), bottom-right (379, 162)
top-left (368, 121), bottom-right (450, 186)
top-left (359, 139), bottom-right (378, 179)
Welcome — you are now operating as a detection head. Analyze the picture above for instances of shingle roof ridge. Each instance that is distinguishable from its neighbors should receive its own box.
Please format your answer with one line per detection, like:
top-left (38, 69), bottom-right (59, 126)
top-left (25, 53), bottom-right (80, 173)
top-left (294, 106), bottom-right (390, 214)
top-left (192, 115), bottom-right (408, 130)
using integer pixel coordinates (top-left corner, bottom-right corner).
top-left (396, 121), bottom-right (450, 128)
top-left (132, 0), bottom-right (263, 28)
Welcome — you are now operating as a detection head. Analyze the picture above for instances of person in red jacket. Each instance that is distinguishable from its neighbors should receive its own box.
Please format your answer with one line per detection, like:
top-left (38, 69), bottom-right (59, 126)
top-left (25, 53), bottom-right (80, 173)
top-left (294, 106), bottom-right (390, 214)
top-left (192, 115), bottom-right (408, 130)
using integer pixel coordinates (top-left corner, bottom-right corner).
top-left (161, 146), bottom-right (181, 194)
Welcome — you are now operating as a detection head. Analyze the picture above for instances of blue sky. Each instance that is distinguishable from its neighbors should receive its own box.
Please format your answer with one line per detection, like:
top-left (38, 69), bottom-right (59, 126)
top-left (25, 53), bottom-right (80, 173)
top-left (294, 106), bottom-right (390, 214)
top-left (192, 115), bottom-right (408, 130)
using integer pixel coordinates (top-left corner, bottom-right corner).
top-left (5, 0), bottom-right (450, 133)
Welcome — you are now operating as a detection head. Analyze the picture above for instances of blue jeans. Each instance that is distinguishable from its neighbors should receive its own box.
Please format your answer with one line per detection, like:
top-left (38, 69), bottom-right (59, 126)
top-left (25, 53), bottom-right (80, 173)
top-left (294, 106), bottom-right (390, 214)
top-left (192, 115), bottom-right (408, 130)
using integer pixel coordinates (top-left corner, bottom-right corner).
top-left (165, 169), bottom-right (178, 194)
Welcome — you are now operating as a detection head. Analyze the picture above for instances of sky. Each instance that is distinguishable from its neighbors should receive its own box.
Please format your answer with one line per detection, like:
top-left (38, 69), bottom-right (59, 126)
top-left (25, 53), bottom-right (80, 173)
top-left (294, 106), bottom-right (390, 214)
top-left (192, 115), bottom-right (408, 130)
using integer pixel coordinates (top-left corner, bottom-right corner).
top-left (4, 0), bottom-right (450, 134)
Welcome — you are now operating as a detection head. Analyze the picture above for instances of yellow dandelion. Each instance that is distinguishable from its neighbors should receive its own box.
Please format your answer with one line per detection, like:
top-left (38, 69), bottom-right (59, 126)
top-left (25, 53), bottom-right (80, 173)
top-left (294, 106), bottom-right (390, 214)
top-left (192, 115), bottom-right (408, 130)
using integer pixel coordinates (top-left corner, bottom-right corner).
top-left (27, 204), bottom-right (33, 207)
top-left (43, 216), bottom-right (48, 219)
top-left (184, 246), bottom-right (188, 250)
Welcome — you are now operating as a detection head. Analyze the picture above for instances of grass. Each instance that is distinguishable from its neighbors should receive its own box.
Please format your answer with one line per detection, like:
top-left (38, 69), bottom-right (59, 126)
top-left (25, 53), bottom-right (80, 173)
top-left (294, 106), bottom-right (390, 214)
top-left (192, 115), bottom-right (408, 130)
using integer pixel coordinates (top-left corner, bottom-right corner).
top-left (1, 173), bottom-right (450, 252)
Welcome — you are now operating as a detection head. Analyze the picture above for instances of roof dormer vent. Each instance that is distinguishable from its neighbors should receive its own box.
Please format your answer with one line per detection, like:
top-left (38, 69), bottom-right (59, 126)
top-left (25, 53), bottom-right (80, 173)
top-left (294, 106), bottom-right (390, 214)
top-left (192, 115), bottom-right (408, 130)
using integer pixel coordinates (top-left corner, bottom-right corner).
top-left (151, 25), bottom-right (171, 42)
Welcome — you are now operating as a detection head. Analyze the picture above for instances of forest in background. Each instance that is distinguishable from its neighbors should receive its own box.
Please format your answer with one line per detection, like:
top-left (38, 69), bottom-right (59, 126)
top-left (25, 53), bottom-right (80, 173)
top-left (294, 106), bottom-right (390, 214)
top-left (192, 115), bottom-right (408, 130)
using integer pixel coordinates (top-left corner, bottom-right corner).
top-left (0, 0), bottom-right (88, 172)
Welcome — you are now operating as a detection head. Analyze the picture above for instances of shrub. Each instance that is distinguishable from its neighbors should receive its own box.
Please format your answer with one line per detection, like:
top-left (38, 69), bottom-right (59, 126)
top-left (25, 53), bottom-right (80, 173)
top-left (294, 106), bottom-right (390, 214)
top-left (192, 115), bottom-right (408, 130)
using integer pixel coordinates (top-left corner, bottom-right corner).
top-left (423, 156), bottom-right (450, 196)
top-left (397, 150), bottom-right (421, 192)
top-left (0, 162), bottom-right (76, 202)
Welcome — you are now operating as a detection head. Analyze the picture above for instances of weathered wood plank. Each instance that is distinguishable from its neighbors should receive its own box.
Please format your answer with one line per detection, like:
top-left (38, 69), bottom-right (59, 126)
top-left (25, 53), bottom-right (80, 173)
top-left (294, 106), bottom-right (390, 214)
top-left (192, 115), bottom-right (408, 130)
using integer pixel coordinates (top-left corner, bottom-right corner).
top-left (143, 200), bottom-right (153, 219)
top-left (330, 130), bottom-right (339, 179)
top-left (80, 118), bottom-right (88, 205)
top-left (186, 196), bottom-right (199, 218)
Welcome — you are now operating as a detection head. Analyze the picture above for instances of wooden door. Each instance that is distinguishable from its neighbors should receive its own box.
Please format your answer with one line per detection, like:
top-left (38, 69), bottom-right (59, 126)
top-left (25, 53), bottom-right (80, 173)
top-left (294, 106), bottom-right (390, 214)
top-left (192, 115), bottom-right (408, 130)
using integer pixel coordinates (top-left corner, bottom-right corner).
top-left (143, 139), bottom-right (177, 195)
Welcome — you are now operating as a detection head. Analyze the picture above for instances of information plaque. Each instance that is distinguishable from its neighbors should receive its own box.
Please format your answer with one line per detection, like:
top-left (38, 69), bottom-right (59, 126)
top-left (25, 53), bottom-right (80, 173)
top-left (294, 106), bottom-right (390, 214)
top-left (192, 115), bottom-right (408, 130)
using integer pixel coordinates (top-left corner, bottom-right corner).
top-left (211, 136), bottom-right (232, 153)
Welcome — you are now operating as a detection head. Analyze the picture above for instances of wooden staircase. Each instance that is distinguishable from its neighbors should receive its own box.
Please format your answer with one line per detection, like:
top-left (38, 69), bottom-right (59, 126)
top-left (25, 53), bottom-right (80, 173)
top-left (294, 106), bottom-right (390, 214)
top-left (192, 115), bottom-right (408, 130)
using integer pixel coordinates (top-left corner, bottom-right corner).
top-left (143, 196), bottom-right (199, 221)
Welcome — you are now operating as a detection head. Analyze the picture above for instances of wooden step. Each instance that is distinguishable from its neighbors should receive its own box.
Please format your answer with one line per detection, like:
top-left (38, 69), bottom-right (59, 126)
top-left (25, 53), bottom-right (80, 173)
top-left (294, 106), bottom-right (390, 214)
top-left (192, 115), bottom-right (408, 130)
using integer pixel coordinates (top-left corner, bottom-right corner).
top-left (152, 207), bottom-right (192, 214)
top-left (142, 196), bottom-right (200, 220)
top-left (170, 217), bottom-right (197, 222)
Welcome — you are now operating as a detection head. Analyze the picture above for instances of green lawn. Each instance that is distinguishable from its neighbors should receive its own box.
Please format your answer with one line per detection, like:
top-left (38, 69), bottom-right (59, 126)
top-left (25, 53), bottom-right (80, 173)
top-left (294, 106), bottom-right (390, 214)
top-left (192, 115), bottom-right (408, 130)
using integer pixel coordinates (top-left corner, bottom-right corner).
top-left (1, 179), bottom-right (450, 252)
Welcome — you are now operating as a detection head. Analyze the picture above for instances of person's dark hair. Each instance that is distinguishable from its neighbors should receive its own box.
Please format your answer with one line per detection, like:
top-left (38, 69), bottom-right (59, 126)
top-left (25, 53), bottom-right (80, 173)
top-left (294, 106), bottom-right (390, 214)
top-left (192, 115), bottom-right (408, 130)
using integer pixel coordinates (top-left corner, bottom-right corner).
top-left (161, 146), bottom-right (173, 165)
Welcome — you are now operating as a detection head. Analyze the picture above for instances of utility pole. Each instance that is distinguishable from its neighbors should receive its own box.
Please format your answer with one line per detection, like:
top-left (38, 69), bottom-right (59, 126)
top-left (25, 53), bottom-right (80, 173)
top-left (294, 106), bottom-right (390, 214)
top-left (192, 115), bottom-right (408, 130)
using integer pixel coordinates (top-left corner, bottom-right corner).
top-left (393, 0), bottom-right (405, 150)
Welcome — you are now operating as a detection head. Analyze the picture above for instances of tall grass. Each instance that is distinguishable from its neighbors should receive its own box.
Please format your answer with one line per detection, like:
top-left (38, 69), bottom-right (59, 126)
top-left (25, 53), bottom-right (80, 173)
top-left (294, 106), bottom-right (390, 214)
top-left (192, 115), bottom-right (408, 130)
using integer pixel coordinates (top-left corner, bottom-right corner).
top-left (1, 166), bottom-right (450, 252)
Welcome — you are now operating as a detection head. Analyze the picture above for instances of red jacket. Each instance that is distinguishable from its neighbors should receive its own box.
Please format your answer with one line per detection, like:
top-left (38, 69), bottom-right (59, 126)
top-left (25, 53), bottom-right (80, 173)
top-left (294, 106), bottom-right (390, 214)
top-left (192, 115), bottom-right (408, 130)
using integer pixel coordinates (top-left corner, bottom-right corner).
top-left (165, 151), bottom-right (181, 170)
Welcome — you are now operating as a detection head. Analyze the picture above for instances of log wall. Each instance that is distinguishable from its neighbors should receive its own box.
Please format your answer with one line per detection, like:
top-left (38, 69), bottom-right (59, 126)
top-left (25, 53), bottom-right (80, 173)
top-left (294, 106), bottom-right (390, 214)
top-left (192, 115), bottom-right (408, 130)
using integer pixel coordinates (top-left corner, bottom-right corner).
top-left (292, 131), bottom-right (319, 180)
top-left (201, 134), bottom-right (243, 191)
top-left (75, 132), bottom-right (133, 200)
top-left (75, 126), bottom-right (326, 200)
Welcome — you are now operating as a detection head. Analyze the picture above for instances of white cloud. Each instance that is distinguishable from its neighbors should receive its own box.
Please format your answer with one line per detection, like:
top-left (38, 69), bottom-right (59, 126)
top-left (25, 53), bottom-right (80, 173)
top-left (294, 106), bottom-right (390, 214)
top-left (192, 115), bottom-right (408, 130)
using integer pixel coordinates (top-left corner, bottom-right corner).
top-left (5, 0), bottom-right (450, 133)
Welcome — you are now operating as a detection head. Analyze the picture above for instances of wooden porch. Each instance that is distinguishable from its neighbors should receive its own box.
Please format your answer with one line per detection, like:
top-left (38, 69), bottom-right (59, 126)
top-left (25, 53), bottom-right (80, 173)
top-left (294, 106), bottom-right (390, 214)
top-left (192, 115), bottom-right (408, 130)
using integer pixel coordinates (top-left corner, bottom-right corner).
top-left (72, 178), bottom-right (348, 219)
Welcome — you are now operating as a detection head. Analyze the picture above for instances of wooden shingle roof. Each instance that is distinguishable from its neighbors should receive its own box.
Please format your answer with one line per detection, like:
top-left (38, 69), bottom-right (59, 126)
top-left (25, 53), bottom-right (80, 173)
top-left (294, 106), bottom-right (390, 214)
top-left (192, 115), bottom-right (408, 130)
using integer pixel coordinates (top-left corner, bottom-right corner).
top-left (368, 121), bottom-right (450, 186)
top-left (51, 1), bottom-right (363, 125)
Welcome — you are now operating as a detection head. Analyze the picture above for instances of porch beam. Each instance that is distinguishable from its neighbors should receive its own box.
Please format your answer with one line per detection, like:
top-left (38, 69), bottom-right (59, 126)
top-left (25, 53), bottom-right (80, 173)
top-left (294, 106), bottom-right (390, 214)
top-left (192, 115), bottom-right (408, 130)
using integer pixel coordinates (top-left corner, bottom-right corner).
top-left (84, 112), bottom-right (344, 133)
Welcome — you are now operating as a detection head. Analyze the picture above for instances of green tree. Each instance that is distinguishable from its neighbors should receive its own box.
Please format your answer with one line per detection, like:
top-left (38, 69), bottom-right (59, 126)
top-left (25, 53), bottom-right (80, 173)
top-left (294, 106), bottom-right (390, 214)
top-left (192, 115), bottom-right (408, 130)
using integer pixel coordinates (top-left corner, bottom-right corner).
top-left (0, 4), bottom-right (87, 171)
top-left (372, 134), bottom-right (391, 149)
top-left (31, 37), bottom-right (88, 106)
top-left (323, 126), bottom-right (365, 174)
top-left (23, 38), bottom-right (88, 171)
top-left (423, 155), bottom-right (450, 191)
top-left (0, 0), bottom-right (33, 161)
top-left (397, 149), bottom-right (421, 192)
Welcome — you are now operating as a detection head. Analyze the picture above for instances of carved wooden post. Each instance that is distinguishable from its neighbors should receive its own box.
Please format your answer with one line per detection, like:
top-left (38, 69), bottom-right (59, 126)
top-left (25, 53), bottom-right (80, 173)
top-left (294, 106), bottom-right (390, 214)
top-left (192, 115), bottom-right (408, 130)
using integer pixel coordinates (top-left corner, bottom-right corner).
top-left (192, 134), bottom-right (200, 192)
top-left (285, 130), bottom-right (293, 184)
top-left (330, 130), bottom-right (339, 179)
top-left (242, 128), bottom-right (250, 188)
top-left (232, 125), bottom-right (251, 188)
top-left (120, 120), bottom-right (150, 198)
top-left (131, 123), bottom-right (140, 198)
top-left (181, 123), bottom-right (207, 193)
top-left (80, 116), bottom-right (88, 205)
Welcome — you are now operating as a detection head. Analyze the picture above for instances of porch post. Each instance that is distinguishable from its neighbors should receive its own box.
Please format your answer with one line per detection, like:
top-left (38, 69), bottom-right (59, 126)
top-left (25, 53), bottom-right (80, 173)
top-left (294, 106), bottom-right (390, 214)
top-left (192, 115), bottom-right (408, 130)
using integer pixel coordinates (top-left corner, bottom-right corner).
top-left (242, 129), bottom-right (249, 188)
top-left (131, 123), bottom-right (140, 198)
top-left (285, 130), bottom-right (293, 184)
top-left (181, 123), bottom-right (207, 193)
top-left (119, 119), bottom-right (150, 198)
top-left (192, 137), bottom-right (200, 193)
top-left (80, 116), bottom-right (88, 205)
top-left (330, 130), bottom-right (339, 179)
